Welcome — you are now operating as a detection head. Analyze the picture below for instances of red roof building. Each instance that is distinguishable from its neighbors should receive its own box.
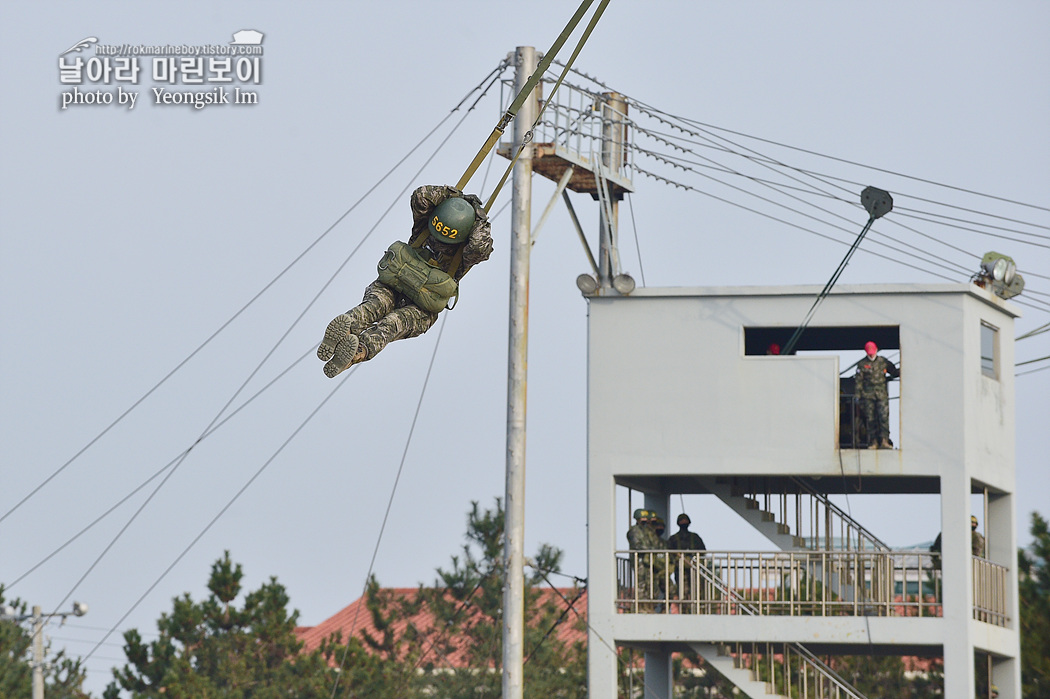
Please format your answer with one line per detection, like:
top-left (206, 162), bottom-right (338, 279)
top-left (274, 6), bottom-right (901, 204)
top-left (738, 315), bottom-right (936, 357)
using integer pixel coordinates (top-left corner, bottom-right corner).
top-left (296, 587), bottom-right (587, 669)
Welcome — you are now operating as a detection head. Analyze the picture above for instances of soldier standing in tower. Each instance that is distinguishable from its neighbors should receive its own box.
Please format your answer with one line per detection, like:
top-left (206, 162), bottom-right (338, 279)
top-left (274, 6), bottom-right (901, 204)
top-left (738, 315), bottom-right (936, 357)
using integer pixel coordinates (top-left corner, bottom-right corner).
top-left (317, 185), bottom-right (493, 378)
top-left (854, 341), bottom-right (900, 448)
top-left (971, 515), bottom-right (986, 557)
top-left (668, 513), bottom-right (707, 612)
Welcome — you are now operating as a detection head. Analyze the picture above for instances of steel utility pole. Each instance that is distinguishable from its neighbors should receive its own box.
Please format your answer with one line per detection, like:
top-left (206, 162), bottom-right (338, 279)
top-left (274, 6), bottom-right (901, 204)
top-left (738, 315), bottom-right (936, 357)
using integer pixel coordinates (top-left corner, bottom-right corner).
top-left (503, 45), bottom-right (537, 699)
top-left (0, 601), bottom-right (88, 699)
top-left (598, 92), bottom-right (627, 287)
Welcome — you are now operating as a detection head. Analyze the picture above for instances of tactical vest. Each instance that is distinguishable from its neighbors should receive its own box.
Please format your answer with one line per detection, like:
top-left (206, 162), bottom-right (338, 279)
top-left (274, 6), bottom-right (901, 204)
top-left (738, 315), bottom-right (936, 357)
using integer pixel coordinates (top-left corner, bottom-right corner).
top-left (376, 229), bottom-right (465, 313)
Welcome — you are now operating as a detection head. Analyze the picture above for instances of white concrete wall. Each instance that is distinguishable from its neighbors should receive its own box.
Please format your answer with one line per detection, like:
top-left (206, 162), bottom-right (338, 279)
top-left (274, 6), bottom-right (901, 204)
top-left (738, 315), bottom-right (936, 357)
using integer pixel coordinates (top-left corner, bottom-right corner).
top-left (587, 284), bottom-right (1017, 478)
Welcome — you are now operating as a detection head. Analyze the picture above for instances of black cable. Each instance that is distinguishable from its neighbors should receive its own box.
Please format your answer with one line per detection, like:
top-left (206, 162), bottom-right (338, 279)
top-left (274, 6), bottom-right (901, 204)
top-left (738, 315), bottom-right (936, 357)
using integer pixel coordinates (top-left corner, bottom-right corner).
top-left (627, 127), bottom-right (1048, 289)
top-left (627, 104), bottom-right (1050, 310)
top-left (633, 142), bottom-right (978, 280)
top-left (1015, 354), bottom-right (1050, 368)
top-left (1018, 321), bottom-right (1050, 340)
top-left (634, 100), bottom-right (1050, 214)
top-left (47, 66), bottom-right (501, 621)
top-left (631, 146), bottom-right (1050, 308)
top-left (523, 583), bottom-right (586, 664)
top-left (782, 215), bottom-right (878, 356)
top-left (330, 314), bottom-right (449, 699)
top-left (632, 164), bottom-right (961, 283)
top-left (531, 565), bottom-right (669, 699)
top-left (82, 363), bottom-right (360, 663)
top-left (629, 115), bottom-right (1050, 235)
top-left (628, 129), bottom-right (1018, 276)
top-left (9, 345), bottom-right (314, 589)
top-left (0, 64), bottom-right (505, 526)
top-left (891, 210), bottom-right (1050, 250)
top-left (892, 205), bottom-right (1050, 237)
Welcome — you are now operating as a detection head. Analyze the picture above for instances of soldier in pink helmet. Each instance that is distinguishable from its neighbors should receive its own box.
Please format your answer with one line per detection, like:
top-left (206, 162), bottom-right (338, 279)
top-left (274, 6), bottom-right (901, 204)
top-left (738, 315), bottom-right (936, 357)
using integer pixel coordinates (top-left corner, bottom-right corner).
top-left (854, 341), bottom-right (900, 448)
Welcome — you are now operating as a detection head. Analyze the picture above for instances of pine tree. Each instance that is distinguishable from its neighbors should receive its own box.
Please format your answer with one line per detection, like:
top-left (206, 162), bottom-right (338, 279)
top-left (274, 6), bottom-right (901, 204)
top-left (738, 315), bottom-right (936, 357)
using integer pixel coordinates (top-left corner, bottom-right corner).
top-left (367, 499), bottom-right (588, 699)
top-left (1019, 511), bottom-right (1050, 697)
top-left (103, 551), bottom-right (336, 699)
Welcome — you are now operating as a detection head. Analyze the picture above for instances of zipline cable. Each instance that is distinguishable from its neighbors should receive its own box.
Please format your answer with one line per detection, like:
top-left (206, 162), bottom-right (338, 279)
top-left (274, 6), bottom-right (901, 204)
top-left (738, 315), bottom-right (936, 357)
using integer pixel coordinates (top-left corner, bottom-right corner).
top-left (782, 187), bottom-right (894, 356)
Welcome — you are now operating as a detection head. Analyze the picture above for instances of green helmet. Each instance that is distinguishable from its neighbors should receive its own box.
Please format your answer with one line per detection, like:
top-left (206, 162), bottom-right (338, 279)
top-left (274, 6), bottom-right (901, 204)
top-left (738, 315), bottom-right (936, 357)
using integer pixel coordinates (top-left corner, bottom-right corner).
top-left (428, 197), bottom-right (476, 244)
top-left (633, 508), bottom-right (646, 521)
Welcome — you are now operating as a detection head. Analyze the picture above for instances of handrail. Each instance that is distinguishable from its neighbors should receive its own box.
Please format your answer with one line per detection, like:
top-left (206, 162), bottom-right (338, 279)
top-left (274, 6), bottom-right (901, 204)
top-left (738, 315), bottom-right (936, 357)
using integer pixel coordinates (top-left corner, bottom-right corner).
top-left (972, 556), bottom-right (1010, 627)
top-left (692, 560), bottom-right (866, 699)
top-left (789, 476), bottom-right (892, 552)
top-left (617, 549), bottom-right (943, 619)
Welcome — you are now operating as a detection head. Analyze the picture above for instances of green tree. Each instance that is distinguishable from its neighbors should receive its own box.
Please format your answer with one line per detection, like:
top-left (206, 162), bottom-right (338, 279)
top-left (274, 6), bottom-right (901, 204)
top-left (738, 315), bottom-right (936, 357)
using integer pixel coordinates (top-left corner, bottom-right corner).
top-left (103, 551), bottom-right (346, 699)
top-left (1019, 511), bottom-right (1050, 697)
top-left (0, 586), bottom-right (90, 699)
top-left (366, 499), bottom-right (587, 699)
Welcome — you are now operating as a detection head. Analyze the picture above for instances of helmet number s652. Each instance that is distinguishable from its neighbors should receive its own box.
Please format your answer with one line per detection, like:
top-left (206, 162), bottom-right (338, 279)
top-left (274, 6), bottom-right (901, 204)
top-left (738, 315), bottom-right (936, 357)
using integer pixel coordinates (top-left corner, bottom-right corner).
top-left (431, 215), bottom-right (458, 239)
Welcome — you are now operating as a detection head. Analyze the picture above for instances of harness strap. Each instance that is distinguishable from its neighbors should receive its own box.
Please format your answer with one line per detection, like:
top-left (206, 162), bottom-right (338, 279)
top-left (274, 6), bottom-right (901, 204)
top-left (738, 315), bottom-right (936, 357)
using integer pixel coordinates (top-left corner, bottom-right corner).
top-left (409, 227), bottom-right (466, 282)
top-left (481, 0), bottom-right (612, 214)
top-left (454, 0), bottom-right (602, 196)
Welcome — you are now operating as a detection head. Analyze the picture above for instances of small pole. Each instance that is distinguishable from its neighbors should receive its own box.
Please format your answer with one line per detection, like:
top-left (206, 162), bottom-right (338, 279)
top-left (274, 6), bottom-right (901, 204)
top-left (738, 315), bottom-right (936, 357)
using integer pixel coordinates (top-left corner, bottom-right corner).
top-left (32, 605), bottom-right (44, 699)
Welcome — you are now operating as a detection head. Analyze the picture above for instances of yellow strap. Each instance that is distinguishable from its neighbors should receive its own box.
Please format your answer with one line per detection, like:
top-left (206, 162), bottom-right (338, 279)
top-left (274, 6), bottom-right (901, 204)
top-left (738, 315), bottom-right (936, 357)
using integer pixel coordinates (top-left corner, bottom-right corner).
top-left (410, 226), bottom-right (466, 281)
top-left (482, 0), bottom-right (612, 215)
top-left (454, 0), bottom-right (598, 193)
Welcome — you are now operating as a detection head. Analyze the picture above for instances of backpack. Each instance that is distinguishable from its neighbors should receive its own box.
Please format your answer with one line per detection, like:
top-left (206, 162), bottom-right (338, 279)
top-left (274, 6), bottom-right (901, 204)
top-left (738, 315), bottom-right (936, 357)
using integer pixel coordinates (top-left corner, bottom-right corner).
top-left (376, 238), bottom-right (463, 313)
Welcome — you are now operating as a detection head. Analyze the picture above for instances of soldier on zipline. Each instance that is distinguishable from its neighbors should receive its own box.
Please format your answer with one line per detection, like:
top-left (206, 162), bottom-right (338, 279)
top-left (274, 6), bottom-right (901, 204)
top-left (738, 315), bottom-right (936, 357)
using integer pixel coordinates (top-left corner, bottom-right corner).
top-left (317, 185), bottom-right (493, 378)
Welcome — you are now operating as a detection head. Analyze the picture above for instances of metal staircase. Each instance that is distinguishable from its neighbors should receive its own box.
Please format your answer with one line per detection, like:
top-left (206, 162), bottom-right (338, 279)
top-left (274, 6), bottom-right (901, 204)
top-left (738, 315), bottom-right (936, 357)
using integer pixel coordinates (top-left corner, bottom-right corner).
top-left (689, 564), bottom-right (869, 699)
top-left (701, 477), bottom-right (891, 553)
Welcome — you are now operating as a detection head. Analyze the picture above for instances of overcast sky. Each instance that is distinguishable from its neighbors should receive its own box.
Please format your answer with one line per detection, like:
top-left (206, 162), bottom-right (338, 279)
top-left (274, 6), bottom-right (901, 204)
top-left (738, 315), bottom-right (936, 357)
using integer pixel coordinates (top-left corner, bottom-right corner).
top-left (2, 2), bottom-right (1048, 695)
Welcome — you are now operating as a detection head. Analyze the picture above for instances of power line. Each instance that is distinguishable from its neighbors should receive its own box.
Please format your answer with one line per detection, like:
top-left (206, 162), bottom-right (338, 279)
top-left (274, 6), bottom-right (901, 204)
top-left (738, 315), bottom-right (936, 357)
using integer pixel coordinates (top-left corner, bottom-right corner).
top-left (1015, 354), bottom-right (1050, 368)
top-left (631, 115), bottom-right (1050, 236)
top-left (633, 100), bottom-right (1050, 214)
top-left (83, 363), bottom-right (360, 663)
top-left (631, 162), bottom-right (963, 283)
top-left (632, 142), bottom-right (979, 280)
top-left (330, 314), bottom-right (449, 698)
top-left (625, 127), bottom-right (1050, 309)
top-left (41, 65), bottom-right (504, 624)
top-left (625, 119), bottom-right (1050, 285)
top-left (9, 346), bottom-right (315, 589)
top-left (0, 64), bottom-right (508, 526)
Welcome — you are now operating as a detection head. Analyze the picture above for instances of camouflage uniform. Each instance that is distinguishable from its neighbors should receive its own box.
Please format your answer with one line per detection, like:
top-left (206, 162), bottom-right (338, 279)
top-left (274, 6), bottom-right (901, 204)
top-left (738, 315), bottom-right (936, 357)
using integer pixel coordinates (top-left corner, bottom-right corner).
top-left (320, 185), bottom-right (493, 375)
top-left (972, 530), bottom-right (986, 557)
top-left (667, 528), bottom-right (706, 612)
top-left (627, 519), bottom-right (665, 612)
top-left (854, 354), bottom-right (899, 447)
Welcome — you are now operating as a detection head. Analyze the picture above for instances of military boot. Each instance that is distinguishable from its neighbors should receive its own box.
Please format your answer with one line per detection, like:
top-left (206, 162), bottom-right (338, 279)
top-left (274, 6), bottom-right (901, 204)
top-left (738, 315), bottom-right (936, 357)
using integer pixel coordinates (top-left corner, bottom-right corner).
top-left (880, 438), bottom-right (893, 449)
top-left (317, 313), bottom-right (353, 361)
top-left (323, 334), bottom-right (362, 378)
